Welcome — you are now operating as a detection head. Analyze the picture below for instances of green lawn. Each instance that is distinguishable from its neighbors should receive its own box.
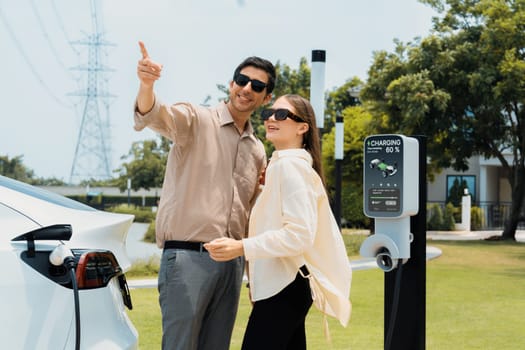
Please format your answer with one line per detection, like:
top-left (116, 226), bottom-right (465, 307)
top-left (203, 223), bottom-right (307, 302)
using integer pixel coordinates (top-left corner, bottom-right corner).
top-left (127, 239), bottom-right (525, 349)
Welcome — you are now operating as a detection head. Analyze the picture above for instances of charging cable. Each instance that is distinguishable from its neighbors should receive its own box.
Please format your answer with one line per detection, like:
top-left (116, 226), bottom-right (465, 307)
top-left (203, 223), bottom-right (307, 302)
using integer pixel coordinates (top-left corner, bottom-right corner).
top-left (385, 258), bottom-right (403, 350)
top-left (50, 244), bottom-right (80, 350)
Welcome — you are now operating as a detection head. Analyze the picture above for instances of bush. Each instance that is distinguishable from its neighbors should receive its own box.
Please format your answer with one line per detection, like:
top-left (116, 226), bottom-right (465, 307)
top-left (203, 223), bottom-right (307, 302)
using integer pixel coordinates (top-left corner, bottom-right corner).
top-left (341, 230), bottom-right (366, 256)
top-left (427, 203), bottom-right (456, 230)
top-left (471, 206), bottom-right (483, 230)
top-left (427, 203), bottom-right (444, 230)
top-left (68, 194), bottom-right (159, 209)
top-left (341, 183), bottom-right (370, 228)
top-left (106, 205), bottom-right (156, 243)
top-left (443, 203), bottom-right (457, 230)
top-left (107, 204), bottom-right (156, 223)
top-left (144, 220), bottom-right (156, 243)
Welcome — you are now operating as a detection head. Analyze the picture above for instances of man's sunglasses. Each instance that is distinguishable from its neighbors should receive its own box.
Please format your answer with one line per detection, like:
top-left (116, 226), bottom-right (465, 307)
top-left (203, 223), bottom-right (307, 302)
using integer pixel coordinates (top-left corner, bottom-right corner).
top-left (234, 73), bottom-right (267, 93)
top-left (261, 108), bottom-right (305, 123)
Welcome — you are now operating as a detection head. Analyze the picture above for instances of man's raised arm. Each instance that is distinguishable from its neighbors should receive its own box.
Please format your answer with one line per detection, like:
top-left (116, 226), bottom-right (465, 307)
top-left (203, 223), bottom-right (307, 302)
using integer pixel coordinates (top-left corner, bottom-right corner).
top-left (136, 41), bottom-right (163, 114)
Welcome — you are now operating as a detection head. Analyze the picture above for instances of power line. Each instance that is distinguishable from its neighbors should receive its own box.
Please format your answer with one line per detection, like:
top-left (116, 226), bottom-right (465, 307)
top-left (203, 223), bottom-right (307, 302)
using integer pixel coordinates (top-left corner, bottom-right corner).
top-left (51, 0), bottom-right (81, 55)
top-left (28, 0), bottom-right (76, 79)
top-left (0, 6), bottom-right (73, 109)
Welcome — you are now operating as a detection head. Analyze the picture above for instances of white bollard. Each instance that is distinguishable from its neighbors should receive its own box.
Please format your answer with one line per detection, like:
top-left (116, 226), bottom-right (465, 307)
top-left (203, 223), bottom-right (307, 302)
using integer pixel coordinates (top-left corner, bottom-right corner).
top-left (460, 188), bottom-right (471, 231)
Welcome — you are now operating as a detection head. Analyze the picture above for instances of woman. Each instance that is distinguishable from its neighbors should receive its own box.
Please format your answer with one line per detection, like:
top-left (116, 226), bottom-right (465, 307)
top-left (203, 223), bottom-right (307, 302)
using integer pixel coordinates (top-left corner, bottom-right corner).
top-left (204, 94), bottom-right (352, 350)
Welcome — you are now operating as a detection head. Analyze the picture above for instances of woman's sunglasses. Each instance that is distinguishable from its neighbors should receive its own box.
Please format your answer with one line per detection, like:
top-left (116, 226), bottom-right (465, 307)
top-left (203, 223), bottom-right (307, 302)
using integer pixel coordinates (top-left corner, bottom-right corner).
top-left (233, 73), bottom-right (267, 93)
top-left (261, 108), bottom-right (305, 123)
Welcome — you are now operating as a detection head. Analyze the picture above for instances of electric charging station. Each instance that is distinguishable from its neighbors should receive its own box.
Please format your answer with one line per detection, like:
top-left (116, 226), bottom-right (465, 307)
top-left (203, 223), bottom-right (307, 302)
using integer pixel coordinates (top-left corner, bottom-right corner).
top-left (360, 134), bottom-right (427, 350)
top-left (360, 134), bottom-right (419, 271)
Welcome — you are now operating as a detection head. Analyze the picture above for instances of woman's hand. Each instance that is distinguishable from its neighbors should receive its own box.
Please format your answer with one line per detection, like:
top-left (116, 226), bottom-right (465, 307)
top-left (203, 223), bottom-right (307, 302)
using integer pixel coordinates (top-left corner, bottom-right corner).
top-left (204, 238), bottom-right (244, 262)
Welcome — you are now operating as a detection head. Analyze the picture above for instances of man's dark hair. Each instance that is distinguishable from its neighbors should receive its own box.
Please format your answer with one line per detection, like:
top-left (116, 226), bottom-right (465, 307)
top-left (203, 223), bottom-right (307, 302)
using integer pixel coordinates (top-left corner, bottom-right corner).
top-left (233, 56), bottom-right (276, 94)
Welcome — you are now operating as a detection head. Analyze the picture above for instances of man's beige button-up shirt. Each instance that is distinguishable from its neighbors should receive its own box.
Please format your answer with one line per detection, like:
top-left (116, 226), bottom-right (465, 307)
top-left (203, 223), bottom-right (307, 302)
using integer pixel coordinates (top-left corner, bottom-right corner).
top-left (134, 98), bottom-right (266, 248)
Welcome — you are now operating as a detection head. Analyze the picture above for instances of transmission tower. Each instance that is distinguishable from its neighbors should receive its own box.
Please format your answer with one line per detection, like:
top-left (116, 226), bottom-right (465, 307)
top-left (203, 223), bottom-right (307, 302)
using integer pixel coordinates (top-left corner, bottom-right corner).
top-left (69, 0), bottom-right (115, 184)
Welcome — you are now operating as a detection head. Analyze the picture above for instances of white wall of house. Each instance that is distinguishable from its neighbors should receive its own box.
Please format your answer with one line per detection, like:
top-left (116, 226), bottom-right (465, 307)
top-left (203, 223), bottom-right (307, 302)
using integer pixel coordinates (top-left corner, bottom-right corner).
top-left (428, 168), bottom-right (478, 203)
top-left (428, 154), bottom-right (513, 204)
top-left (499, 169), bottom-right (512, 202)
top-left (428, 170), bottom-right (447, 202)
top-left (480, 165), bottom-right (499, 202)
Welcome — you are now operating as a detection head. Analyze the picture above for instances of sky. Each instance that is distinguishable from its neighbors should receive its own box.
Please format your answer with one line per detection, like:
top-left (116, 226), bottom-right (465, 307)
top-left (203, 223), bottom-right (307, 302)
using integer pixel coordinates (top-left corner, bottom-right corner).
top-left (0, 0), bottom-right (438, 183)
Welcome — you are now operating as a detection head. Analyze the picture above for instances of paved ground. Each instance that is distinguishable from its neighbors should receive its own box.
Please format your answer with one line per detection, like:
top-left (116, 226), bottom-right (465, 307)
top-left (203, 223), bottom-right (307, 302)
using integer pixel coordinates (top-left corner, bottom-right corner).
top-left (125, 222), bottom-right (162, 262)
top-left (125, 224), bottom-right (524, 289)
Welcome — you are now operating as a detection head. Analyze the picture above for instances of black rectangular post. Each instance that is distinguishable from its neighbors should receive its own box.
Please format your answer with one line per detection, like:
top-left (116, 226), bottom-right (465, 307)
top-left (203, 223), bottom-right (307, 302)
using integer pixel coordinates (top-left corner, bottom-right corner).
top-left (384, 135), bottom-right (426, 350)
top-left (334, 158), bottom-right (342, 228)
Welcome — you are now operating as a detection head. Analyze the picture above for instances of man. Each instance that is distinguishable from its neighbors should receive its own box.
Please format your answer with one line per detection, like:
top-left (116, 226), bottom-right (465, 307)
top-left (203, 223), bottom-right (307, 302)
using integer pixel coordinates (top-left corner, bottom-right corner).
top-left (134, 41), bottom-right (275, 350)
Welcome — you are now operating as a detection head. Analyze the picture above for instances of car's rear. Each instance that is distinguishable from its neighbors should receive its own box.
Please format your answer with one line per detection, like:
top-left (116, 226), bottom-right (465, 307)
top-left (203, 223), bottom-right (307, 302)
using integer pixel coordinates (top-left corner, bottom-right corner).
top-left (0, 175), bottom-right (139, 349)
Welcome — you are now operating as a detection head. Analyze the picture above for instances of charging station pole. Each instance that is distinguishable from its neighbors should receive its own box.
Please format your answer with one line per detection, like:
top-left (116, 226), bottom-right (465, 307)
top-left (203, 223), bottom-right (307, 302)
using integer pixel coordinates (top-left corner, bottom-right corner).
top-left (384, 135), bottom-right (427, 349)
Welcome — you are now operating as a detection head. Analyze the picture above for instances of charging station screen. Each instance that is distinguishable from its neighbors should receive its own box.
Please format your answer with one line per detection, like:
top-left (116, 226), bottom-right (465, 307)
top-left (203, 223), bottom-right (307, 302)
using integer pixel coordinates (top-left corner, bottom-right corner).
top-left (368, 188), bottom-right (400, 212)
top-left (364, 135), bottom-right (404, 217)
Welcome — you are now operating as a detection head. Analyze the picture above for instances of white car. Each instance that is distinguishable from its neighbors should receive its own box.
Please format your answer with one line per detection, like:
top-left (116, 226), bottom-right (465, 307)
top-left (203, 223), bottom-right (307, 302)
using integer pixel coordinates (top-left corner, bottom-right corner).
top-left (0, 175), bottom-right (138, 349)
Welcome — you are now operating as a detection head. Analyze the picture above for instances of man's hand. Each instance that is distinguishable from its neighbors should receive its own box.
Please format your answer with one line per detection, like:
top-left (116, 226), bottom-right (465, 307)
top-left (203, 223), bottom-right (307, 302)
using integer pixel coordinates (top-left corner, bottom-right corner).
top-left (137, 41), bottom-right (163, 88)
top-left (204, 238), bottom-right (244, 262)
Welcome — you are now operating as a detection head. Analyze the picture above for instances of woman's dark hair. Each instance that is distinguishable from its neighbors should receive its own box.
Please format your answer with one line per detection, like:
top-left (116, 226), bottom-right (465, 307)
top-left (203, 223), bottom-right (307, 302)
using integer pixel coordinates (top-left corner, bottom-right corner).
top-left (233, 56), bottom-right (276, 94)
top-left (282, 94), bottom-right (325, 185)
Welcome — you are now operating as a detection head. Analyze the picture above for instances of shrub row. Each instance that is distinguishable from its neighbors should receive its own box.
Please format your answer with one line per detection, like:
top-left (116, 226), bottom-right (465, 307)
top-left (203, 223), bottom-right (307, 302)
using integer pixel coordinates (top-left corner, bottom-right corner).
top-left (427, 203), bottom-right (483, 231)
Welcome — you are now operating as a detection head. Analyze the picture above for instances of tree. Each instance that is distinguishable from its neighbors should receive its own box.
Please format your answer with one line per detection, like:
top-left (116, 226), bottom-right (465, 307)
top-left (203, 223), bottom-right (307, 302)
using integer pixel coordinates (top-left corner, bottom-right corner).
top-left (114, 137), bottom-right (170, 192)
top-left (0, 155), bottom-right (35, 183)
top-left (0, 154), bottom-right (69, 186)
top-left (324, 77), bottom-right (363, 131)
top-left (362, 0), bottom-right (525, 240)
top-left (322, 104), bottom-right (373, 227)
